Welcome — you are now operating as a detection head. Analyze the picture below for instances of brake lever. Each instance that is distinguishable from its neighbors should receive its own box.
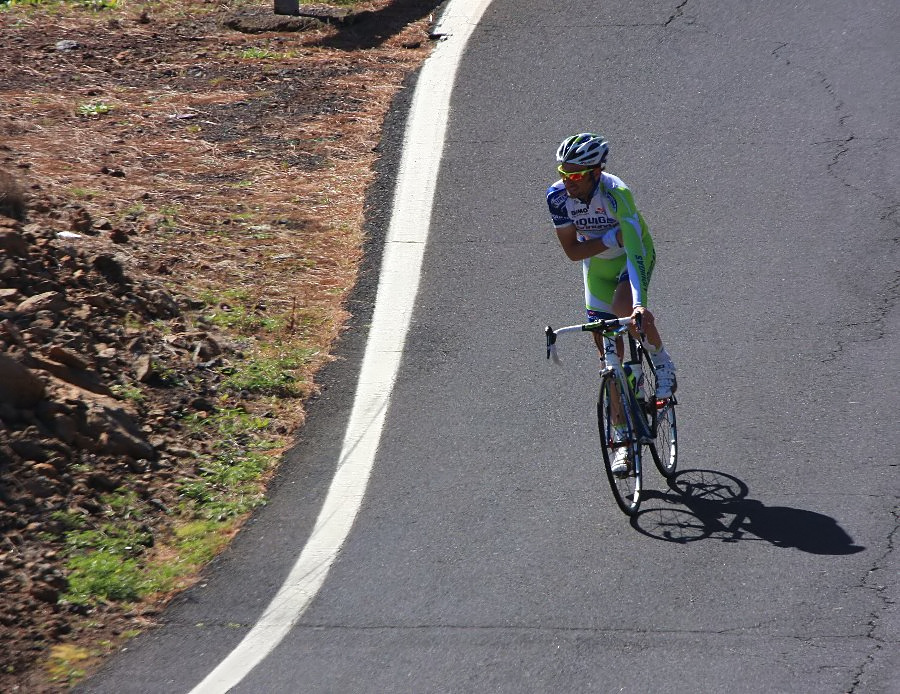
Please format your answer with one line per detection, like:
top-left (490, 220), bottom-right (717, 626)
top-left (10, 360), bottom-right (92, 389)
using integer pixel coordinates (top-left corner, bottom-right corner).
top-left (544, 326), bottom-right (558, 361)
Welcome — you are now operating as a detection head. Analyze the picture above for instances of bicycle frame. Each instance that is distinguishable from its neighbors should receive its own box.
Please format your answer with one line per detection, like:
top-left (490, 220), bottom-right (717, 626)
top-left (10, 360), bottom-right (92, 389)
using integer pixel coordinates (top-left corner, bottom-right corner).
top-left (545, 318), bottom-right (653, 441)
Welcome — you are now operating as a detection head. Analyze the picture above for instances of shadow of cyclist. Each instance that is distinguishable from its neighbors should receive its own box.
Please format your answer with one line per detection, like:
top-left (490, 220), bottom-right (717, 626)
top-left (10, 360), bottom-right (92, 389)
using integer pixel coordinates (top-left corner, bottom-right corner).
top-left (729, 498), bottom-right (864, 554)
top-left (315, 0), bottom-right (445, 50)
top-left (634, 469), bottom-right (864, 554)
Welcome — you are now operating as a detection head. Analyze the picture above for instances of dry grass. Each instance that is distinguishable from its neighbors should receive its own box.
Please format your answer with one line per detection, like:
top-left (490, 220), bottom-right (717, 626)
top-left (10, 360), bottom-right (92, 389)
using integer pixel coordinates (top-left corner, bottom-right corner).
top-left (0, 1), bottom-right (438, 689)
top-left (1, 0), bottom-right (434, 422)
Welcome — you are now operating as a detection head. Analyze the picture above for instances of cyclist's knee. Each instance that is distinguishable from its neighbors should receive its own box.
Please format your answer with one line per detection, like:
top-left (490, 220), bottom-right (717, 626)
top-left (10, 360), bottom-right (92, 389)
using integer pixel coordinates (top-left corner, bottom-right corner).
top-left (612, 286), bottom-right (633, 317)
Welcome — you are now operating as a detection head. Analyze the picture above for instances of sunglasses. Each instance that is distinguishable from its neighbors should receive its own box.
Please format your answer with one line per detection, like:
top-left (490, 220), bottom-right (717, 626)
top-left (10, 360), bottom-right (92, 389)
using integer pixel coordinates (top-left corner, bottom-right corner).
top-left (557, 165), bottom-right (595, 182)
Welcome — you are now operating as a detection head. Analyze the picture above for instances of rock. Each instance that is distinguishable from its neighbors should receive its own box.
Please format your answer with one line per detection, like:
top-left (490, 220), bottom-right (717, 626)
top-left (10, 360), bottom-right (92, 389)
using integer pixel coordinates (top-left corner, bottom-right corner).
top-left (109, 227), bottom-right (129, 243)
top-left (134, 354), bottom-right (153, 382)
top-left (273, 2), bottom-right (355, 22)
top-left (142, 287), bottom-right (180, 317)
top-left (29, 582), bottom-right (60, 604)
top-left (45, 345), bottom-right (91, 370)
top-left (15, 291), bottom-right (70, 314)
top-left (0, 287), bottom-right (22, 302)
top-left (223, 9), bottom-right (323, 34)
top-left (29, 355), bottom-right (112, 397)
top-left (23, 476), bottom-right (57, 498)
top-left (86, 471), bottom-right (119, 492)
top-left (0, 354), bottom-right (45, 407)
top-left (86, 404), bottom-right (156, 460)
top-left (192, 336), bottom-right (222, 361)
top-left (91, 253), bottom-right (127, 284)
top-left (0, 229), bottom-right (28, 256)
top-left (0, 319), bottom-right (26, 345)
top-left (30, 462), bottom-right (60, 479)
top-left (0, 258), bottom-right (18, 280)
top-left (70, 207), bottom-right (93, 233)
top-left (50, 413), bottom-right (79, 444)
top-left (10, 439), bottom-right (49, 462)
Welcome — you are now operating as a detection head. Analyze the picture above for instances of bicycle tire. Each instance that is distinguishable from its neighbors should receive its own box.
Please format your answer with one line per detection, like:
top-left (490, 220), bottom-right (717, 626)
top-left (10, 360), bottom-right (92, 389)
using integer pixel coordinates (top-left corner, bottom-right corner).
top-left (650, 398), bottom-right (678, 478)
top-left (635, 339), bottom-right (657, 427)
top-left (636, 346), bottom-right (678, 478)
top-left (597, 370), bottom-right (643, 515)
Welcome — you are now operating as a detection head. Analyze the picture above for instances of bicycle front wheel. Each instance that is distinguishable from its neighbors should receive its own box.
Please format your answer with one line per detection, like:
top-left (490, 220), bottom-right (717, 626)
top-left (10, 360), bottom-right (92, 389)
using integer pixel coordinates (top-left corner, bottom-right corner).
top-left (597, 371), bottom-right (643, 515)
top-left (650, 398), bottom-right (678, 478)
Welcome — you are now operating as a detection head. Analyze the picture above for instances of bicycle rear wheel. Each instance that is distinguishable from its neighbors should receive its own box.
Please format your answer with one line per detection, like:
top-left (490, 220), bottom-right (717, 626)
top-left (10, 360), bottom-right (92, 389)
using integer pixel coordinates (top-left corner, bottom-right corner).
top-left (635, 341), bottom-right (658, 426)
top-left (650, 398), bottom-right (678, 478)
top-left (597, 371), bottom-right (643, 515)
top-left (636, 347), bottom-right (678, 478)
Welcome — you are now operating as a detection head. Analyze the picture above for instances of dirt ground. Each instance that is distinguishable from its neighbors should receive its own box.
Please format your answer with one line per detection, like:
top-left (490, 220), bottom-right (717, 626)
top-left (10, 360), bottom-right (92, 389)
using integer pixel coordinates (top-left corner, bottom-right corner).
top-left (0, 0), bottom-right (439, 690)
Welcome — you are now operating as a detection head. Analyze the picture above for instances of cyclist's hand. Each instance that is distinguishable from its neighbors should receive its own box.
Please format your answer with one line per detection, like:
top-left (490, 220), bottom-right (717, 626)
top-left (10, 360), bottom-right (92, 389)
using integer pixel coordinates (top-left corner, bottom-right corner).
top-left (631, 306), bottom-right (655, 332)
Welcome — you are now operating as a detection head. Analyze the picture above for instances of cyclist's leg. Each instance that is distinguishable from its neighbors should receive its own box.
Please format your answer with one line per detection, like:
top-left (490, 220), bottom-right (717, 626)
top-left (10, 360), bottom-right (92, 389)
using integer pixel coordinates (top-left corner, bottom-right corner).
top-left (586, 307), bottom-right (630, 457)
top-left (612, 277), bottom-right (662, 349)
top-left (586, 308), bottom-right (623, 355)
top-left (611, 258), bottom-right (677, 396)
top-left (585, 258), bottom-right (636, 443)
top-left (584, 256), bottom-right (626, 356)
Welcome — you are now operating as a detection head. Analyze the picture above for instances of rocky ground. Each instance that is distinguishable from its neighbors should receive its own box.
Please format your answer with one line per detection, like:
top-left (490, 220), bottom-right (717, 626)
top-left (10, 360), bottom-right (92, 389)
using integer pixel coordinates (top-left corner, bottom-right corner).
top-left (0, 1), bottom-right (438, 690)
top-left (0, 202), bottom-right (240, 681)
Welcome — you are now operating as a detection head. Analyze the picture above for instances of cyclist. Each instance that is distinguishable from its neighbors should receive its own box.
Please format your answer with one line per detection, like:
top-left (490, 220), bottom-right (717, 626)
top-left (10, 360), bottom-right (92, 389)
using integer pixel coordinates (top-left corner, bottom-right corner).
top-left (546, 132), bottom-right (677, 473)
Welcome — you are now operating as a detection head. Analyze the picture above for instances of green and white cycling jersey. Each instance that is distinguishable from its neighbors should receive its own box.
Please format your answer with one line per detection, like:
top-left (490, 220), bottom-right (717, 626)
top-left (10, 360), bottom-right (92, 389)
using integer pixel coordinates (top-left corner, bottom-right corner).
top-left (547, 171), bottom-right (655, 312)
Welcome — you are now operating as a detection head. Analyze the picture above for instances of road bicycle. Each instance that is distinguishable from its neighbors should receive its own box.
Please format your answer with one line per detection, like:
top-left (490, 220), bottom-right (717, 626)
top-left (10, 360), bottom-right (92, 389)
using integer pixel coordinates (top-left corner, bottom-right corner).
top-left (545, 316), bottom-right (678, 515)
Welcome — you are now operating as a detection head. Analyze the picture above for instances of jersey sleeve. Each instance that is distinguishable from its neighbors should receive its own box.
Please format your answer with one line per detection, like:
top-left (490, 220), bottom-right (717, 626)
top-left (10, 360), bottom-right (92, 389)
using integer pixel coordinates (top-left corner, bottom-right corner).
top-left (606, 183), bottom-right (652, 306)
top-left (546, 183), bottom-right (572, 228)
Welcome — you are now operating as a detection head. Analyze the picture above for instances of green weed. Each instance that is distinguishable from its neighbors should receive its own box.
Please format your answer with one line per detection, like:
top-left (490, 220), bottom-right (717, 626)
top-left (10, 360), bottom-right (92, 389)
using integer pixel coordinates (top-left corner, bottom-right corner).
top-left (77, 102), bottom-right (111, 116)
top-left (64, 522), bottom-right (152, 557)
top-left (68, 187), bottom-right (98, 200)
top-left (111, 383), bottom-right (145, 403)
top-left (241, 47), bottom-right (277, 60)
top-left (176, 408), bottom-right (276, 519)
top-left (49, 509), bottom-right (87, 532)
top-left (65, 552), bottom-right (147, 603)
top-left (199, 288), bottom-right (283, 335)
top-left (221, 349), bottom-right (313, 396)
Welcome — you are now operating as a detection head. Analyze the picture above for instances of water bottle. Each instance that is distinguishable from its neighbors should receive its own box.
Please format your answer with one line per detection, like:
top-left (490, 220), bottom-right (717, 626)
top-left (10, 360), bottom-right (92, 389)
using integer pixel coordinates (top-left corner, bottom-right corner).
top-left (624, 361), bottom-right (645, 401)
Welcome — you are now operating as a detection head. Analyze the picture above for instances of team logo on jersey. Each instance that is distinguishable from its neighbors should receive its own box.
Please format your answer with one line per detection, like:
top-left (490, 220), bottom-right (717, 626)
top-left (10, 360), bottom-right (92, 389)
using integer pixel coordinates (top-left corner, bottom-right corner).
top-left (575, 216), bottom-right (614, 228)
top-left (570, 205), bottom-right (589, 215)
top-left (547, 190), bottom-right (568, 218)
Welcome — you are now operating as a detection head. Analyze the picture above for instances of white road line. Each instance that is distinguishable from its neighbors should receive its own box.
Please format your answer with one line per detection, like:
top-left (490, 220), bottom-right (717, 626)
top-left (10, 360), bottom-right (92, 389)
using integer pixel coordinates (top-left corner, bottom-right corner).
top-left (187, 1), bottom-right (494, 691)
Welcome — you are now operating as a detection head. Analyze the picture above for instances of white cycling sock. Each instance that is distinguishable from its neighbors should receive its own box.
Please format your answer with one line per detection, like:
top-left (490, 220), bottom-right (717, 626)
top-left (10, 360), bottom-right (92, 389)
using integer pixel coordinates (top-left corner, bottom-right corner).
top-left (646, 344), bottom-right (674, 369)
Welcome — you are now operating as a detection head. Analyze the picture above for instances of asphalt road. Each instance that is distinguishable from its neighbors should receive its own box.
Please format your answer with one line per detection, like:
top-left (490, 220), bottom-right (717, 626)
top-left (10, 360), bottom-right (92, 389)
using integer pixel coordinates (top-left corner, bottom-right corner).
top-left (81, 0), bottom-right (898, 692)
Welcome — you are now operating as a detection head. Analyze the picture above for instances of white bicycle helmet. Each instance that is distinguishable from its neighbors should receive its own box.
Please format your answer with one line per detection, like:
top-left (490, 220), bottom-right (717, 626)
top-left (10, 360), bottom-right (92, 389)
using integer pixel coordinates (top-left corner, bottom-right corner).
top-left (556, 133), bottom-right (609, 167)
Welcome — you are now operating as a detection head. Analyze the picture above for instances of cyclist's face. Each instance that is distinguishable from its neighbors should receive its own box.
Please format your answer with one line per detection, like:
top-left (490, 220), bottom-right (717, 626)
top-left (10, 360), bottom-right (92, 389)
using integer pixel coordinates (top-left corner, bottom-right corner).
top-left (559, 163), bottom-right (599, 198)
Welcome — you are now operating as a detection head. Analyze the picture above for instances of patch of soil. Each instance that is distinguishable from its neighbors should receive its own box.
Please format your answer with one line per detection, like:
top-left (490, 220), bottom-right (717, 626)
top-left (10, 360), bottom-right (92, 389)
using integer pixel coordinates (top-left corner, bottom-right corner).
top-left (0, 1), bottom-right (441, 690)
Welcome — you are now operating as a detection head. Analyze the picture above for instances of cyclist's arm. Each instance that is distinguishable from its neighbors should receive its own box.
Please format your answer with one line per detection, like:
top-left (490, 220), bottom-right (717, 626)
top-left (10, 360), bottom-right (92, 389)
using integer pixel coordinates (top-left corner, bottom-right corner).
top-left (607, 185), bottom-right (651, 306)
top-left (547, 184), bottom-right (617, 261)
top-left (555, 224), bottom-right (617, 261)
